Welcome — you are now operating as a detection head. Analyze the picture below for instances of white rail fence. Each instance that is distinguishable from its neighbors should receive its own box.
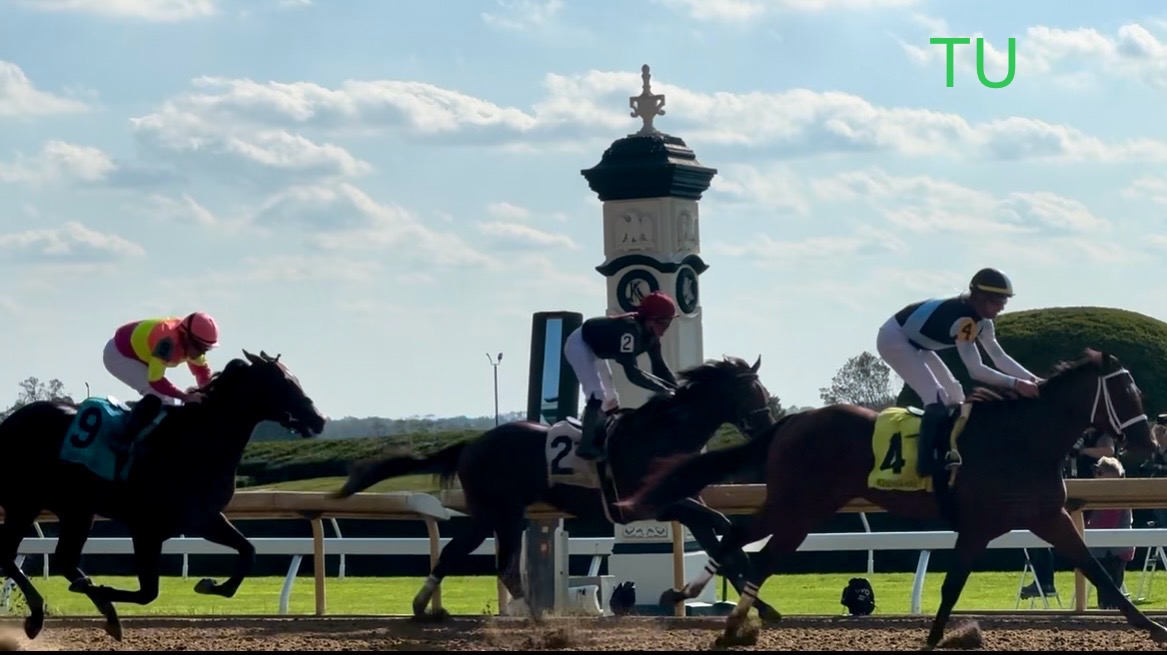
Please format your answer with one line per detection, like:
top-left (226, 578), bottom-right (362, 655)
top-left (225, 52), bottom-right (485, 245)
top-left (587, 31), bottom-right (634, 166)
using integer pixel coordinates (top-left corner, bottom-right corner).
top-left (6, 529), bottom-right (1166, 616)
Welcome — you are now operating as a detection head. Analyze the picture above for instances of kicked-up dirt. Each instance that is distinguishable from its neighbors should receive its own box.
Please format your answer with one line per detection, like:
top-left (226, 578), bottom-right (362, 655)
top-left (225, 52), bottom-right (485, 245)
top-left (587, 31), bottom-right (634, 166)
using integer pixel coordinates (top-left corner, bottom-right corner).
top-left (0, 613), bottom-right (1165, 651)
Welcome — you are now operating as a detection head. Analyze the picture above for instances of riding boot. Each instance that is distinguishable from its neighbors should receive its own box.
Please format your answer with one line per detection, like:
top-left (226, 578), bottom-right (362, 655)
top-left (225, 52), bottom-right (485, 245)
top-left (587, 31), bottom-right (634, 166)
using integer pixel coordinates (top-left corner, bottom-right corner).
top-left (118, 394), bottom-right (162, 451)
top-left (916, 402), bottom-right (948, 478)
top-left (576, 398), bottom-right (604, 461)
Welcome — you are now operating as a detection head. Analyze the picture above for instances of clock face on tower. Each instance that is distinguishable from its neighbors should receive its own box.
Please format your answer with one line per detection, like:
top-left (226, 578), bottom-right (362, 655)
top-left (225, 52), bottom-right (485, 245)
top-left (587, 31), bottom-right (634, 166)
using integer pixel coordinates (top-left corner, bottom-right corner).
top-left (675, 266), bottom-right (698, 314)
top-left (615, 269), bottom-right (660, 313)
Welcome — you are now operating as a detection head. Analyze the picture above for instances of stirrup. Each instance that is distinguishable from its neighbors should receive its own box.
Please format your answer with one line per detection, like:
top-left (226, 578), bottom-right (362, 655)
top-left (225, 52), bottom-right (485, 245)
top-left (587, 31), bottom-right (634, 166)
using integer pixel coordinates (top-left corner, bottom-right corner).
top-left (943, 450), bottom-right (962, 470)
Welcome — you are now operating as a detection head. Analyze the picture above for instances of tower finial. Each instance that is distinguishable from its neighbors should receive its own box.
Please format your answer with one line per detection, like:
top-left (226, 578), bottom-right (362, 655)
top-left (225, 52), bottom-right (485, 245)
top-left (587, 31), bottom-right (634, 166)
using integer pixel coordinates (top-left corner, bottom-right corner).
top-left (629, 64), bottom-right (666, 135)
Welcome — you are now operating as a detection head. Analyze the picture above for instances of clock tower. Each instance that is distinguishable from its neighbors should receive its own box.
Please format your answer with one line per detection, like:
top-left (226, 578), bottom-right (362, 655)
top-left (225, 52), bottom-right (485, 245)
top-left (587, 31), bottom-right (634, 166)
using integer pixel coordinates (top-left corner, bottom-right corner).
top-left (580, 64), bottom-right (716, 408)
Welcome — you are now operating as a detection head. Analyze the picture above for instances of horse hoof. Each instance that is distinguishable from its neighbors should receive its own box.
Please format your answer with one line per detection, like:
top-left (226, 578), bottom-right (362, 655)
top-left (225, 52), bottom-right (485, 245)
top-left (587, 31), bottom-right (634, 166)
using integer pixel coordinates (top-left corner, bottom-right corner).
top-left (104, 616), bottom-right (123, 642)
top-left (1151, 625), bottom-right (1167, 643)
top-left (658, 589), bottom-right (688, 608)
top-left (23, 611), bottom-right (43, 640)
top-left (194, 578), bottom-right (217, 595)
top-left (757, 605), bottom-right (783, 623)
top-left (410, 607), bottom-right (450, 624)
top-left (68, 578), bottom-right (92, 594)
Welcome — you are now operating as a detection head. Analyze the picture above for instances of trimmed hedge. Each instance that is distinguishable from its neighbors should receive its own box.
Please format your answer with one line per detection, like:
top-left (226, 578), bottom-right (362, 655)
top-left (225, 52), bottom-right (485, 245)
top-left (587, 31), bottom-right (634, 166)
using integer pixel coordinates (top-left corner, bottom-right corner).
top-left (236, 424), bottom-right (750, 488)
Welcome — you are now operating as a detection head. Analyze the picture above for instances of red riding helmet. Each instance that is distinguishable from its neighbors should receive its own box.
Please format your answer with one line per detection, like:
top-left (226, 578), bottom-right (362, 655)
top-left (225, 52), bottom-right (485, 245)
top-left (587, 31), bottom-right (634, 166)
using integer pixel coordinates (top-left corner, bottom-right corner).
top-left (636, 291), bottom-right (678, 321)
top-left (181, 311), bottom-right (220, 350)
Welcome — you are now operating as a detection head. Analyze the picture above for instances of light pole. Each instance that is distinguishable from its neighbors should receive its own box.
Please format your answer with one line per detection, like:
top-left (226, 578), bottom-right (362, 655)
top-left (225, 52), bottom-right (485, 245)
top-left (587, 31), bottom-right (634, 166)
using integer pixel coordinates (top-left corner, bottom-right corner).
top-left (486, 352), bottom-right (503, 426)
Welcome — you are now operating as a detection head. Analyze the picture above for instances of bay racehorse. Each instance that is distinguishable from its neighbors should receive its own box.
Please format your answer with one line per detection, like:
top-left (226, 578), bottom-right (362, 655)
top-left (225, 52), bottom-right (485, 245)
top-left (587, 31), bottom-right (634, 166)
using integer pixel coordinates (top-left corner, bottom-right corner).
top-left (333, 355), bottom-right (780, 619)
top-left (0, 350), bottom-right (326, 642)
top-left (618, 349), bottom-right (1167, 649)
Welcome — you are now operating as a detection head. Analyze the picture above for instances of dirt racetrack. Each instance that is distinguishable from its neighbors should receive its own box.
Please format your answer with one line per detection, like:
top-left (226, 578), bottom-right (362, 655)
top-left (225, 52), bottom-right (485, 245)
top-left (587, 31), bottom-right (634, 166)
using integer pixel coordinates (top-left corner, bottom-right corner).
top-left (2, 614), bottom-right (1167, 651)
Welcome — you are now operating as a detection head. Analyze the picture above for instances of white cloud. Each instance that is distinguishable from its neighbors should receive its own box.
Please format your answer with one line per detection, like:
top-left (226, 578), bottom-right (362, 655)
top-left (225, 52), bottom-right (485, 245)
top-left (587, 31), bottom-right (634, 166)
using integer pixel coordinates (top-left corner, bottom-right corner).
top-left (486, 201), bottom-right (532, 221)
top-left (900, 17), bottom-right (1167, 90)
top-left (0, 222), bottom-right (145, 265)
top-left (656, 0), bottom-right (919, 24)
top-left (138, 193), bottom-right (218, 227)
top-left (709, 224), bottom-right (909, 266)
top-left (485, 201), bottom-right (568, 222)
top-left (1123, 175), bottom-right (1167, 206)
top-left (481, 0), bottom-right (563, 31)
top-left (0, 140), bottom-right (115, 184)
top-left (130, 103), bottom-right (370, 187)
top-left (475, 221), bottom-right (578, 250)
top-left (709, 163), bottom-right (812, 215)
top-left (812, 168), bottom-right (1110, 236)
top-left (13, 0), bottom-right (219, 22)
top-left (249, 181), bottom-right (499, 269)
top-left (0, 61), bottom-right (89, 119)
top-left (139, 69), bottom-right (1167, 163)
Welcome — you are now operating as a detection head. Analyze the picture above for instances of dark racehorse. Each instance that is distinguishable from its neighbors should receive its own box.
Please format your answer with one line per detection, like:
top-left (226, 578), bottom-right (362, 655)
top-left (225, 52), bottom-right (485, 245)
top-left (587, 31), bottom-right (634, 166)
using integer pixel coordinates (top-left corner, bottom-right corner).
top-left (619, 349), bottom-right (1167, 649)
top-left (334, 356), bottom-right (780, 619)
top-left (0, 350), bottom-right (326, 642)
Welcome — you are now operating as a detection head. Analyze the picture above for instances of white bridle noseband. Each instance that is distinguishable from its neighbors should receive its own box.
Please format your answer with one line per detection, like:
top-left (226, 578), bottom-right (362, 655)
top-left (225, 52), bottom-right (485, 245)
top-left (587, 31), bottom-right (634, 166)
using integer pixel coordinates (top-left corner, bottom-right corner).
top-left (1093, 368), bottom-right (1147, 435)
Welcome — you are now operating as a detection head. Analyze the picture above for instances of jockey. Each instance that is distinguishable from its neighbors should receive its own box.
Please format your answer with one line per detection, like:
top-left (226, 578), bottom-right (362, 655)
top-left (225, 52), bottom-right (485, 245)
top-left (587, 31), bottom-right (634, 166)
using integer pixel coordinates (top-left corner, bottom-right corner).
top-left (101, 312), bottom-right (220, 444)
top-left (875, 268), bottom-right (1041, 476)
top-left (564, 290), bottom-right (680, 461)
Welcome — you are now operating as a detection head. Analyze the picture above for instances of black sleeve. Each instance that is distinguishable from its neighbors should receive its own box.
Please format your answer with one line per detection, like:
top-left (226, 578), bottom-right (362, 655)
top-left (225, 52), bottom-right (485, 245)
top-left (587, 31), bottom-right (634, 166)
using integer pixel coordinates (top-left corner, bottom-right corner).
top-left (618, 356), bottom-right (671, 394)
top-left (647, 339), bottom-right (677, 388)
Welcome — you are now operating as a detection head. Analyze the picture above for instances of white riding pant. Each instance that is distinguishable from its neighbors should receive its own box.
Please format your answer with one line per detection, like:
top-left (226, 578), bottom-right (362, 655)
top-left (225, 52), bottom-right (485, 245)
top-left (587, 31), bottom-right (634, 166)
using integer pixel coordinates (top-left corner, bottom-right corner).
top-left (563, 327), bottom-right (619, 410)
top-left (102, 338), bottom-right (182, 406)
top-left (875, 316), bottom-right (965, 407)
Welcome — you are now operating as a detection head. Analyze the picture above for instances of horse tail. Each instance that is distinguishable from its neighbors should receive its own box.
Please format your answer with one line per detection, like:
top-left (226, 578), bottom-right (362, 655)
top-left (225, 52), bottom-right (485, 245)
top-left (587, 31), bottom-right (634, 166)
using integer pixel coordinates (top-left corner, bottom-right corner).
top-left (331, 441), bottom-right (468, 499)
top-left (620, 412), bottom-right (799, 513)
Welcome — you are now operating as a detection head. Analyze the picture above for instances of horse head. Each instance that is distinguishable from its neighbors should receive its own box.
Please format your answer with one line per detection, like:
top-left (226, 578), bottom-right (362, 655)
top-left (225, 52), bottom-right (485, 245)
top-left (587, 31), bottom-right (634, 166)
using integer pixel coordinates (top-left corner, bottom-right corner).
top-left (1033, 348), bottom-right (1153, 459)
top-left (671, 354), bottom-right (775, 439)
top-left (202, 350), bottom-right (328, 439)
top-left (1081, 348), bottom-right (1153, 458)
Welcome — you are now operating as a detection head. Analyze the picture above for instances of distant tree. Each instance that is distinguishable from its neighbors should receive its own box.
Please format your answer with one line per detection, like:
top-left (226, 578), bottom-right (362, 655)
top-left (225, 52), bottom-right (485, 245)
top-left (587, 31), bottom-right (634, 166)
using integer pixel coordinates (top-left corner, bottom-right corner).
top-left (2, 376), bottom-right (75, 420)
top-left (766, 395), bottom-right (785, 419)
top-left (819, 351), bottom-right (898, 410)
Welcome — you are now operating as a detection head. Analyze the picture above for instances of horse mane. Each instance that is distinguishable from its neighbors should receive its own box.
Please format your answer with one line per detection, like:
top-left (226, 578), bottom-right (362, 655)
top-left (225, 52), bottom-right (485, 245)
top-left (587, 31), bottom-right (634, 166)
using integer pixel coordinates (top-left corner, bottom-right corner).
top-left (617, 356), bottom-right (757, 420)
top-left (191, 357), bottom-right (251, 397)
top-left (965, 354), bottom-right (1097, 405)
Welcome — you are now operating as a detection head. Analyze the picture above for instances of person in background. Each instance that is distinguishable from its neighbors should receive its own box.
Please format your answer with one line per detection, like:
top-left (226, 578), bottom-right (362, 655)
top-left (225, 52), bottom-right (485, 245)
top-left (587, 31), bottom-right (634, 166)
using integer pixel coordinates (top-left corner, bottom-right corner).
top-left (1087, 456), bottom-right (1134, 609)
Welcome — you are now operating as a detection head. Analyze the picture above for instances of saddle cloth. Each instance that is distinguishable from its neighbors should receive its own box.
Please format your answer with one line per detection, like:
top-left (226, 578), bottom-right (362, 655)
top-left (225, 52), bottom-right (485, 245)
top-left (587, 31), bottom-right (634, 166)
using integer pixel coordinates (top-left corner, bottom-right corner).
top-left (59, 396), bottom-right (163, 483)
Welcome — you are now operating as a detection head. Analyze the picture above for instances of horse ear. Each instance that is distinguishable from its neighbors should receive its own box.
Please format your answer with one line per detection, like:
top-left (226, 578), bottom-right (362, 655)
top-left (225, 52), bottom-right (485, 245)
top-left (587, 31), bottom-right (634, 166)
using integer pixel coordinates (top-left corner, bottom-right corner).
top-left (752, 355), bottom-right (761, 373)
top-left (1084, 348), bottom-right (1102, 365)
top-left (242, 349), bottom-right (263, 366)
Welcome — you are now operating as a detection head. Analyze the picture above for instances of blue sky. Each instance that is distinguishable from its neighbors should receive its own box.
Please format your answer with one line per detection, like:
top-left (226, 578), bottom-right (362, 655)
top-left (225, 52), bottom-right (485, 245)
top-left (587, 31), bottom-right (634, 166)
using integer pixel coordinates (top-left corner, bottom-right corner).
top-left (2, 0), bottom-right (1167, 421)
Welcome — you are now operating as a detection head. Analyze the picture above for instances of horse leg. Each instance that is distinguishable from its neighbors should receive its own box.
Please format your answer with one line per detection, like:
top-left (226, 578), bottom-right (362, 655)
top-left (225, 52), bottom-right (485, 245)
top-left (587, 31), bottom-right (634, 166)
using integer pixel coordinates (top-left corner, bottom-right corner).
top-left (53, 512), bottom-right (122, 641)
top-left (1029, 509), bottom-right (1167, 643)
top-left (83, 532), bottom-right (163, 606)
top-left (715, 494), bottom-right (846, 647)
top-left (413, 515), bottom-right (494, 617)
top-left (656, 499), bottom-right (782, 623)
top-left (0, 506), bottom-right (47, 640)
top-left (191, 513), bottom-right (255, 598)
top-left (492, 509), bottom-right (530, 618)
top-left (922, 530), bottom-right (995, 651)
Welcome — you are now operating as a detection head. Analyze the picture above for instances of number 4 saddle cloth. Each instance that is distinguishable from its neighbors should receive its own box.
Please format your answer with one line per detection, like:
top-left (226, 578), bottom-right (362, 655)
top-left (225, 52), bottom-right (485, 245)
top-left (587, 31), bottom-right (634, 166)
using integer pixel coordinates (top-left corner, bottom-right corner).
top-left (867, 404), bottom-right (971, 493)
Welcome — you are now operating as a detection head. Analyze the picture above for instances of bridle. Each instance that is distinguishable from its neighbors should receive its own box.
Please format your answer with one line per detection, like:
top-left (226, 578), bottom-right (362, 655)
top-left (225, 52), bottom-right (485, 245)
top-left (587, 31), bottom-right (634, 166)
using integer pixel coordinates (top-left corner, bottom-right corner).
top-left (734, 372), bottom-right (775, 439)
top-left (642, 368), bottom-right (775, 439)
top-left (1093, 367), bottom-right (1147, 436)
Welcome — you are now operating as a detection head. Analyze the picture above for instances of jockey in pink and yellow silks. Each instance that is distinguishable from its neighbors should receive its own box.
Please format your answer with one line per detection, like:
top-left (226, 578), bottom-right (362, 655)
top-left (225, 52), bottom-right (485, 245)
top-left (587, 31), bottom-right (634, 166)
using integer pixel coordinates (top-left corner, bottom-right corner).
top-left (101, 312), bottom-right (221, 446)
top-left (102, 312), bottom-right (220, 405)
